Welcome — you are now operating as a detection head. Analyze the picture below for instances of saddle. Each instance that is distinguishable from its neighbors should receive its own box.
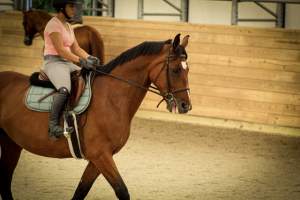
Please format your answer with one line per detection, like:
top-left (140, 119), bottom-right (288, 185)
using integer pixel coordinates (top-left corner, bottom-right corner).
top-left (27, 70), bottom-right (93, 159)
top-left (29, 70), bottom-right (86, 108)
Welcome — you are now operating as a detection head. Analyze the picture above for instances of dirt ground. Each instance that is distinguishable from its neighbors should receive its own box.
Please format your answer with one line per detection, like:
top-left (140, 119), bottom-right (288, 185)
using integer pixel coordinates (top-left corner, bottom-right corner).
top-left (10, 117), bottom-right (300, 200)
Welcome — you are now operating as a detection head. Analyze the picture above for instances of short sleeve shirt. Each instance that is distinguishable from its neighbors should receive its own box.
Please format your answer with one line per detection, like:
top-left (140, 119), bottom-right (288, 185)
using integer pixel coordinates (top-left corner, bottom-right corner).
top-left (44, 17), bottom-right (75, 56)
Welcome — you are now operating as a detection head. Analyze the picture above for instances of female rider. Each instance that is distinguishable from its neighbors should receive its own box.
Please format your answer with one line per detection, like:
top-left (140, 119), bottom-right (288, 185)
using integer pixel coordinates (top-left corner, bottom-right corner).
top-left (43, 0), bottom-right (99, 139)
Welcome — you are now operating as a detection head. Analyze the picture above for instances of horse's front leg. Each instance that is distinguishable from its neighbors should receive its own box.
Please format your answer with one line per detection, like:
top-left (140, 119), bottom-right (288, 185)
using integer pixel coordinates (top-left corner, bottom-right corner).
top-left (92, 152), bottom-right (130, 200)
top-left (72, 161), bottom-right (100, 200)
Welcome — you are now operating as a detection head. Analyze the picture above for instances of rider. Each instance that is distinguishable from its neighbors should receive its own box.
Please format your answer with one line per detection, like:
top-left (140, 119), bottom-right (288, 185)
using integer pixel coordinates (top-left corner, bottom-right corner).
top-left (43, 0), bottom-right (99, 139)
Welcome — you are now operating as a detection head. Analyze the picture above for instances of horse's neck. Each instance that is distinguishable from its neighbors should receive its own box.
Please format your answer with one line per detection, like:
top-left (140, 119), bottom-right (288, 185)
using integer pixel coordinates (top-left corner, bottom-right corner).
top-left (35, 14), bottom-right (51, 37)
top-left (93, 58), bottom-right (151, 120)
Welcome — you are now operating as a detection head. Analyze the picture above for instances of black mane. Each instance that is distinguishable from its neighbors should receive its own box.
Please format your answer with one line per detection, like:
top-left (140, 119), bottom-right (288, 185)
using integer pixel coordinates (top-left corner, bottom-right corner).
top-left (98, 39), bottom-right (172, 74)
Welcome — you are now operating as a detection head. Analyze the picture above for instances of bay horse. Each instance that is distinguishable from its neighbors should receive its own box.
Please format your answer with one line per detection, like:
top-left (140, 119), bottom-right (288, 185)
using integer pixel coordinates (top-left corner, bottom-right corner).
top-left (22, 9), bottom-right (105, 64)
top-left (0, 34), bottom-right (191, 200)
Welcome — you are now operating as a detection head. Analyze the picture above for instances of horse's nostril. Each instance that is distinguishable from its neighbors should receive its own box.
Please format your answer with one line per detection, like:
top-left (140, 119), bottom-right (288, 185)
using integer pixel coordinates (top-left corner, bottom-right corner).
top-left (181, 102), bottom-right (188, 110)
top-left (24, 40), bottom-right (32, 46)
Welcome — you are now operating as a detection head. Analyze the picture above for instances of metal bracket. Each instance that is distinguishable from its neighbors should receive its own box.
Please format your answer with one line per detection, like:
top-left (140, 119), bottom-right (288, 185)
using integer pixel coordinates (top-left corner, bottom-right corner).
top-left (138, 0), bottom-right (189, 22)
top-left (231, 0), bottom-right (293, 28)
top-left (83, 0), bottom-right (115, 17)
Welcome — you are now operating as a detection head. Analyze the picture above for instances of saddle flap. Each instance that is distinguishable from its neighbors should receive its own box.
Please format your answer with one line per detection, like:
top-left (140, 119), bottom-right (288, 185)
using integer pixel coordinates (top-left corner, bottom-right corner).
top-left (29, 70), bottom-right (87, 108)
top-left (25, 72), bottom-right (93, 114)
top-left (70, 71), bottom-right (86, 108)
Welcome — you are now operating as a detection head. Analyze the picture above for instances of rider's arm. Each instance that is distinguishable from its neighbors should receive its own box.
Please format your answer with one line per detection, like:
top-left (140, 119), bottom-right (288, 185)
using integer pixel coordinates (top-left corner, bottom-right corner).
top-left (49, 32), bottom-right (80, 63)
top-left (71, 37), bottom-right (89, 59)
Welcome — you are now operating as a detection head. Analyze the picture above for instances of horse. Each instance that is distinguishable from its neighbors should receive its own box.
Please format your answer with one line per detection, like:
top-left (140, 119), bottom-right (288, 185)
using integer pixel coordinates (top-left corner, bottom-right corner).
top-left (22, 9), bottom-right (105, 64)
top-left (0, 34), bottom-right (191, 200)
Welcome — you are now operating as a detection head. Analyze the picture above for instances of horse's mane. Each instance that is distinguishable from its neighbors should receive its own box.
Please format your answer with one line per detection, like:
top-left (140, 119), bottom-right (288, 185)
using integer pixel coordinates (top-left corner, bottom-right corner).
top-left (99, 39), bottom-right (172, 74)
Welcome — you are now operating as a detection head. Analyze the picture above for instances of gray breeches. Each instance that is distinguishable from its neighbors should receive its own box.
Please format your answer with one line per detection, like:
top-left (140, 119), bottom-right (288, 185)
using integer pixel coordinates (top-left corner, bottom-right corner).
top-left (42, 55), bottom-right (81, 92)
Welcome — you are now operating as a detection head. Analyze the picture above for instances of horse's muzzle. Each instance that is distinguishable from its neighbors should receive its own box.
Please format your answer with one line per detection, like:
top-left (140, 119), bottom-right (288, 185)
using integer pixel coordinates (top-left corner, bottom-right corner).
top-left (24, 36), bottom-right (32, 46)
top-left (177, 99), bottom-right (192, 114)
top-left (166, 98), bottom-right (192, 114)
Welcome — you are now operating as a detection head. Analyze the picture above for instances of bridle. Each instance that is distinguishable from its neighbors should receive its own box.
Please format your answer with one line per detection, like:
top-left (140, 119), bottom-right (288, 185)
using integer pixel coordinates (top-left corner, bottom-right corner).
top-left (153, 48), bottom-right (190, 108)
top-left (94, 47), bottom-right (190, 109)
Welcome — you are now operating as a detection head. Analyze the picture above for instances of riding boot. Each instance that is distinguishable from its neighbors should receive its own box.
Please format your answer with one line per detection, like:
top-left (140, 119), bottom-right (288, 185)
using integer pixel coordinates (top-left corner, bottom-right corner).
top-left (48, 87), bottom-right (69, 139)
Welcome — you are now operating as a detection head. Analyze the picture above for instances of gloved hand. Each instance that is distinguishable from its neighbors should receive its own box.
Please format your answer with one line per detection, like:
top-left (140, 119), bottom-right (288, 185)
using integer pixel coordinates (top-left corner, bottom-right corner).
top-left (79, 58), bottom-right (96, 70)
top-left (87, 55), bottom-right (100, 66)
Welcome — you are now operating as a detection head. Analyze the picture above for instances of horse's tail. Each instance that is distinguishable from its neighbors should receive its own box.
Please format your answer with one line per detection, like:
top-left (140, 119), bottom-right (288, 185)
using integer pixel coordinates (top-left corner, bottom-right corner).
top-left (87, 25), bottom-right (105, 65)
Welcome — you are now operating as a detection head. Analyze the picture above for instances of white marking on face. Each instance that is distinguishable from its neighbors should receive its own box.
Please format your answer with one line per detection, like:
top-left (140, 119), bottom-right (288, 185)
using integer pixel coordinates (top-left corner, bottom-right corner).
top-left (181, 61), bottom-right (187, 70)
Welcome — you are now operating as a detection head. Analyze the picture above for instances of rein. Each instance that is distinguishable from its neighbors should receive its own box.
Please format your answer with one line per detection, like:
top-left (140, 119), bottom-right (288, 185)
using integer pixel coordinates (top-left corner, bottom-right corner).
top-left (93, 51), bottom-right (189, 109)
top-left (94, 67), bottom-right (162, 96)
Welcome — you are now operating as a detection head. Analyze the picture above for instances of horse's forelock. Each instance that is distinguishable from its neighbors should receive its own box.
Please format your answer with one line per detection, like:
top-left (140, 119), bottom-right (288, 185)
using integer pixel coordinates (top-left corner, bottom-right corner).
top-left (174, 45), bottom-right (187, 59)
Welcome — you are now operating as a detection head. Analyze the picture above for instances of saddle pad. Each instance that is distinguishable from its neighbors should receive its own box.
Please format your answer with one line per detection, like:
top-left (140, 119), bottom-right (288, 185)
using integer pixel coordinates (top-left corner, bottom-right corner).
top-left (25, 74), bottom-right (92, 115)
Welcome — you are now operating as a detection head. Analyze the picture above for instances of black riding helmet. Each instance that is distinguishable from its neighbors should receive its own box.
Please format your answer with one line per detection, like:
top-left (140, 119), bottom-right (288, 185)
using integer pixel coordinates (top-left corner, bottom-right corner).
top-left (52, 0), bottom-right (82, 19)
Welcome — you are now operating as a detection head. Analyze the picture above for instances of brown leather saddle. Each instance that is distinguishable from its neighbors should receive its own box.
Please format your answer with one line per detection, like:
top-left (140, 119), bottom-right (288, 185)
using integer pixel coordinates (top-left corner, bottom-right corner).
top-left (30, 70), bottom-right (86, 108)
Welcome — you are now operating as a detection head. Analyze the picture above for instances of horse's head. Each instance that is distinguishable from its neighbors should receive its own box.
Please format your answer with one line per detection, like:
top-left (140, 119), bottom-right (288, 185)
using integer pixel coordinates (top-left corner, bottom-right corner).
top-left (22, 10), bottom-right (51, 46)
top-left (22, 10), bottom-right (37, 46)
top-left (149, 34), bottom-right (192, 114)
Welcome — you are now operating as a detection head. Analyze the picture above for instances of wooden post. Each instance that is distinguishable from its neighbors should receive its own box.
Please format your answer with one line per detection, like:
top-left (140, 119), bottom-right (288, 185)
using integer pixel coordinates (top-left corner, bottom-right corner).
top-left (181, 0), bottom-right (189, 22)
top-left (107, 0), bottom-right (115, 17)
top-left (231, 0), bottom-right (238, 25)
top-left (276, 3), bottom-right (285, 28)
top-left (138, 0), bottom-right (144, 19)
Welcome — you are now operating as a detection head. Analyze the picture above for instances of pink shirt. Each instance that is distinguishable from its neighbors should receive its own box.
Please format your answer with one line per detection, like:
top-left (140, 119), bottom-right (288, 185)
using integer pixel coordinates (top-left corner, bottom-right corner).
top-left (44, 17), bottom-right (75, 56)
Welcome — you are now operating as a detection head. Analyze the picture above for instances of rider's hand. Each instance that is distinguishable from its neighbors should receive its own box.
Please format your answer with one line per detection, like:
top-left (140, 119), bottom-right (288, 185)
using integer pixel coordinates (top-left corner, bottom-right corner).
top-left (79, 58), bottom-right (95, 70)
top-left (87, 55), bottom-right (100, 66)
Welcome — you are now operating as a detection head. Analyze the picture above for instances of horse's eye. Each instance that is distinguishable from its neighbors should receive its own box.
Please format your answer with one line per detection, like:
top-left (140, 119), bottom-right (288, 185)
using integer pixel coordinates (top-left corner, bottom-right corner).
top-left (172, 67), bottom-right (181, 74)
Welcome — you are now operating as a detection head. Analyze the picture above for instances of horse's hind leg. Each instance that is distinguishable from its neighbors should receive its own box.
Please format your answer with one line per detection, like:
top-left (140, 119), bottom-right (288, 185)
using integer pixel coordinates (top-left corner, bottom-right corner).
top-left (72, 161), bottom-right (100, 200)
top-left (0, 129), bottom-right (22, 200)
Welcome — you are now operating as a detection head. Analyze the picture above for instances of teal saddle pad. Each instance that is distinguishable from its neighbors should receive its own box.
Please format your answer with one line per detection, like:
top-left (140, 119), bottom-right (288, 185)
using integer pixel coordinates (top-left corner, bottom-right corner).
top-left (25, 74), bottom-right (92, 115)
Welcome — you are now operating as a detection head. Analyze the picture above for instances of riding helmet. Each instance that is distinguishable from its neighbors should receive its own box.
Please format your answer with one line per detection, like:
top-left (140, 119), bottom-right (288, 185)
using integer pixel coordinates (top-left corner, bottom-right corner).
top-left (52, 0), bottom-right (82, 12)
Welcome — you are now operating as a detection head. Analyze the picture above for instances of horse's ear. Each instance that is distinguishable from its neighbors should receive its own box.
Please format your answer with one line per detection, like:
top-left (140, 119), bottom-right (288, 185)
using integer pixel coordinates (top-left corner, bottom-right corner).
top-left (181, 35), bottom-right (189, 48)
top-left (173, 34), bottom-right (181, 50)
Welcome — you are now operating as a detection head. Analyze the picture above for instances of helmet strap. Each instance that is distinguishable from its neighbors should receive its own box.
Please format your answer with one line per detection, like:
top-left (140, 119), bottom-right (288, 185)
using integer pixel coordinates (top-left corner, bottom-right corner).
top-left (61, 7), bottom-right (71, 20)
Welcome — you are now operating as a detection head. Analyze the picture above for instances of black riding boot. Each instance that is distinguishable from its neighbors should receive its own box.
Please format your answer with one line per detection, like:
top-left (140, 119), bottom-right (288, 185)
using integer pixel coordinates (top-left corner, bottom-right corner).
top-left (48, 87), bottom-right (69, 139)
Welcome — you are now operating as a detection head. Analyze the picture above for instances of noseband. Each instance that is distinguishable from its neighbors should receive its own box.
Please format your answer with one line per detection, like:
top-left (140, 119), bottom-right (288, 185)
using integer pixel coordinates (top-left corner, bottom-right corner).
top-left (94, 48), bottom-right (190, 109)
